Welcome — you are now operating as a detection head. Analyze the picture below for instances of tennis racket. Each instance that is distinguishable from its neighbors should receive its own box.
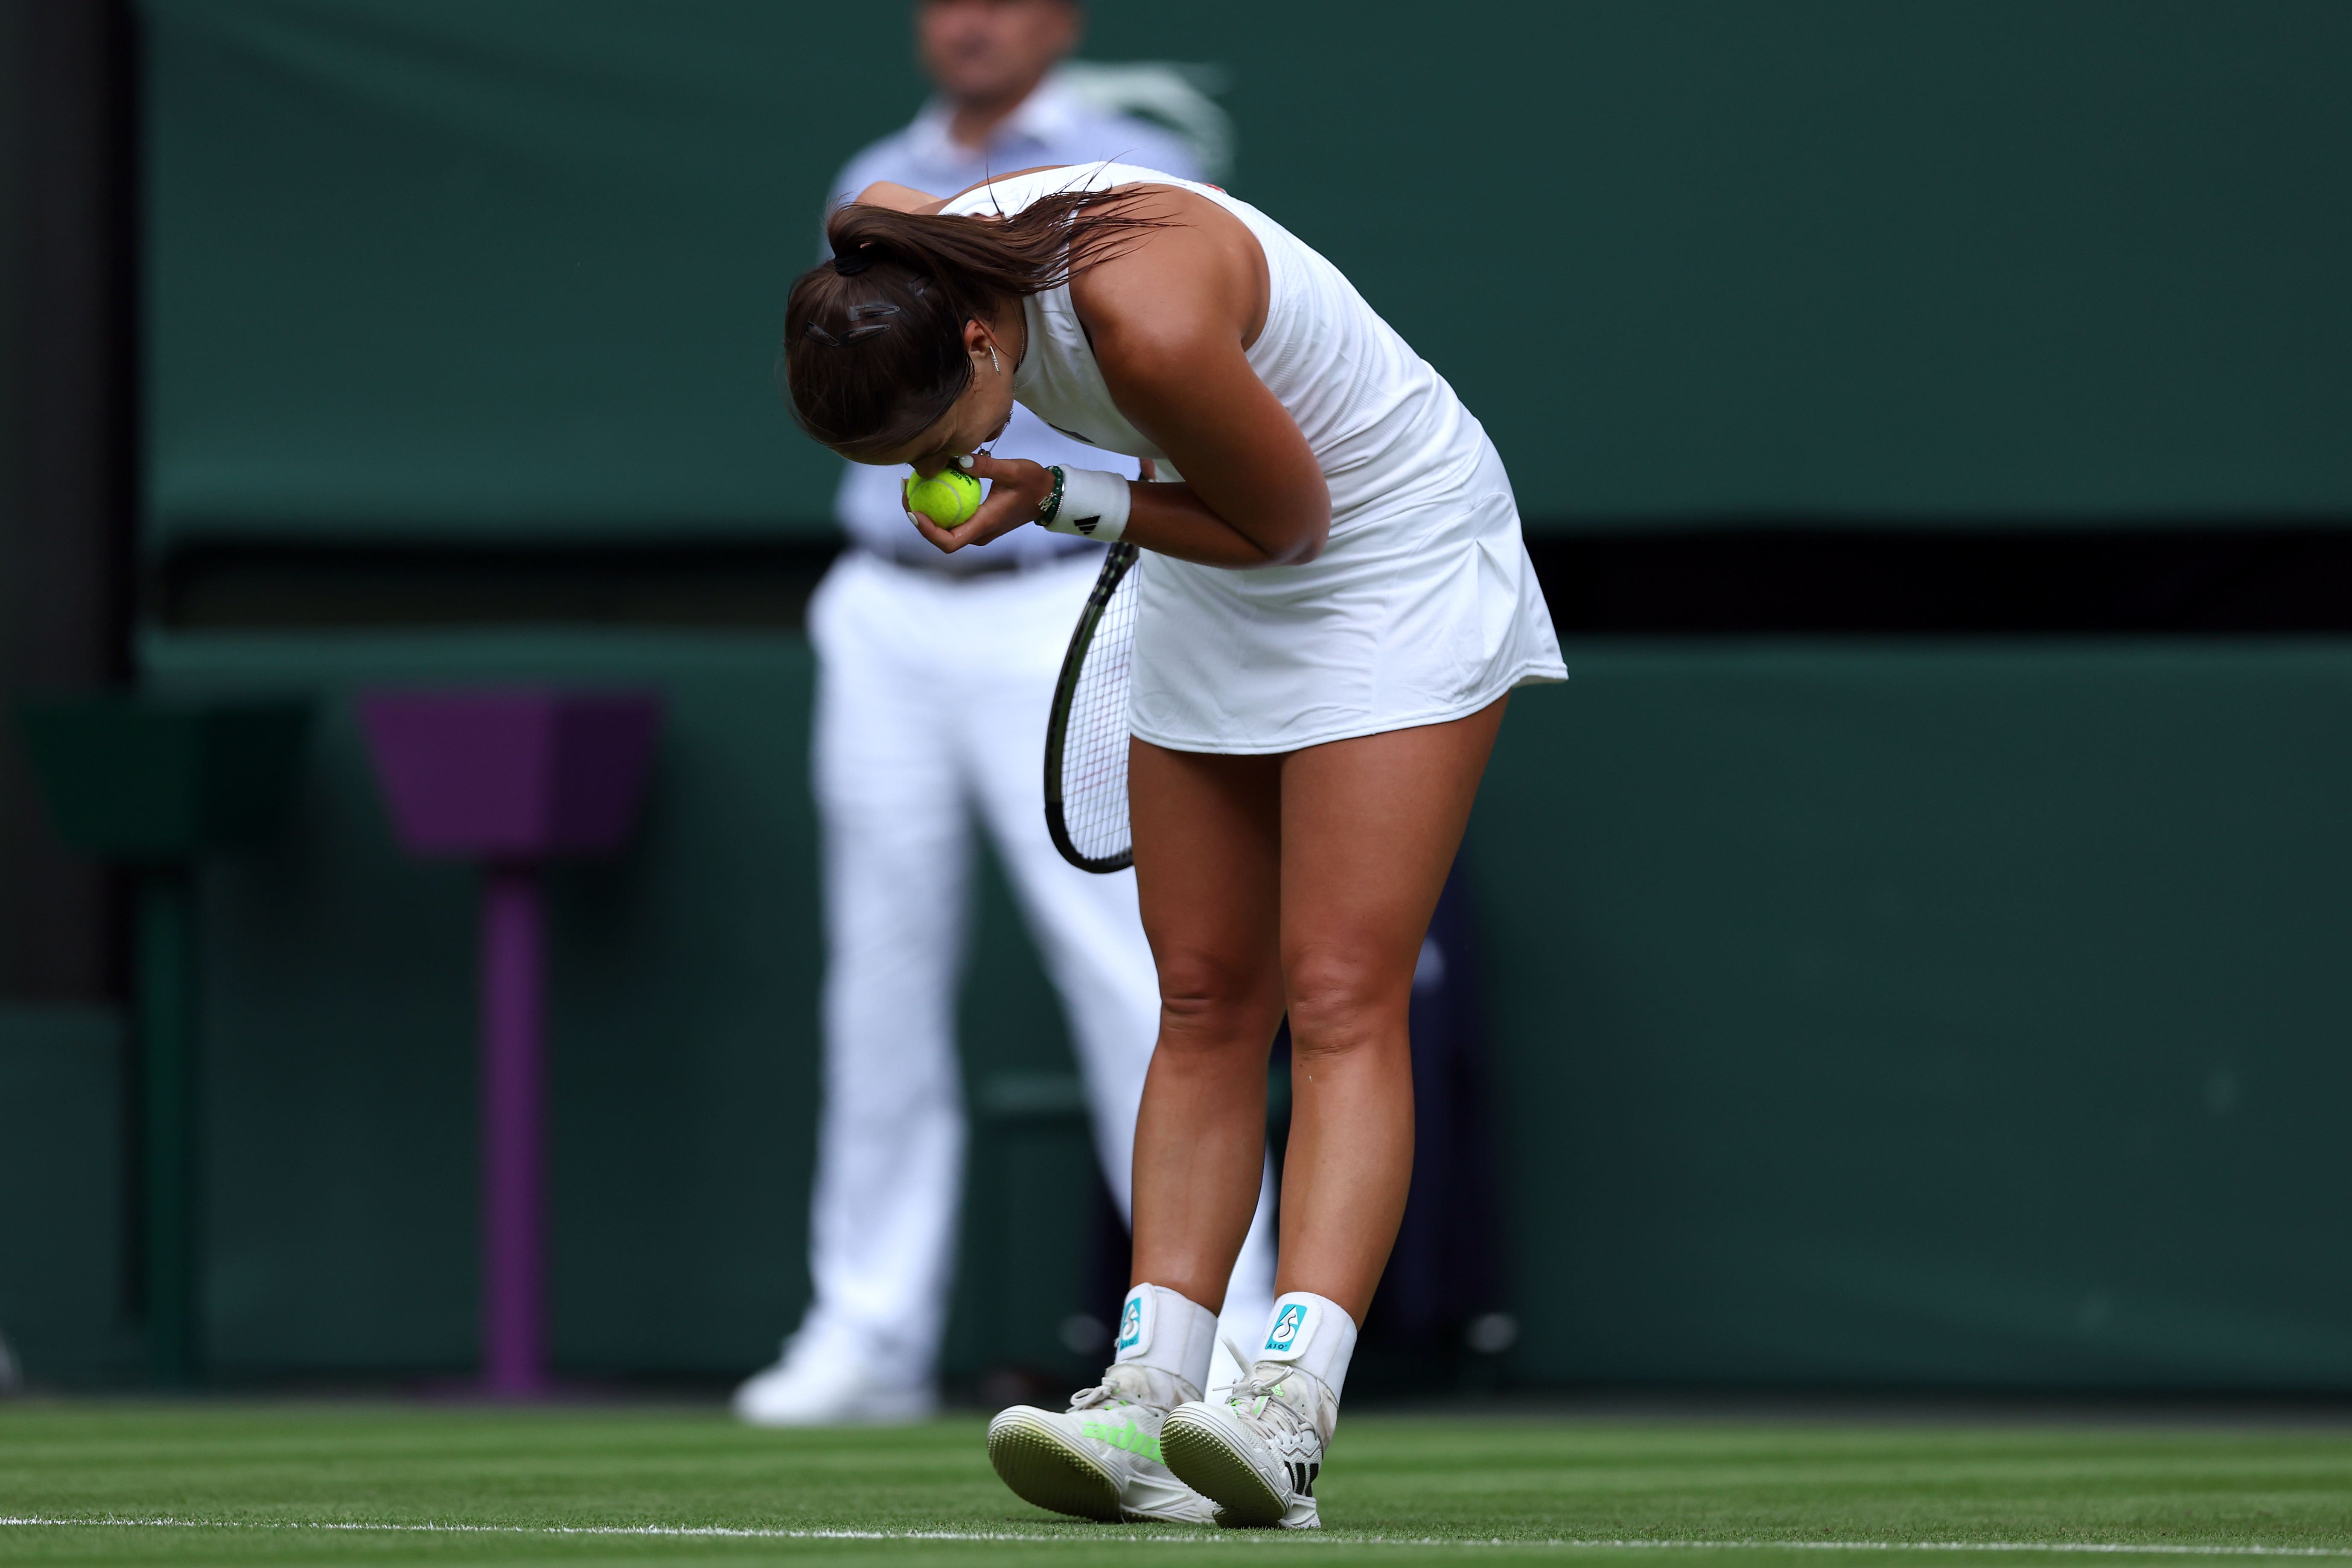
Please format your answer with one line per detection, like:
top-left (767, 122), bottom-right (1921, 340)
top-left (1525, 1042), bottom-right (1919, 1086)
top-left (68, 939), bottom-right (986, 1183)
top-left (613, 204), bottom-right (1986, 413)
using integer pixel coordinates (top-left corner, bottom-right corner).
top-left (1044, 540), bottom-right (1141, 872)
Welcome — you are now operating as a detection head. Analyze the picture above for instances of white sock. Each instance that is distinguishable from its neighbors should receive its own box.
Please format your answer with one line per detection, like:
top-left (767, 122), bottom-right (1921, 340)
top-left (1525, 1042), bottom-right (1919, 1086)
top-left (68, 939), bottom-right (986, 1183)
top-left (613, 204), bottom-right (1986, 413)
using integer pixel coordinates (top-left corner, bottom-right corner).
top-left (1256, 1291), bottom-right (1359, 1400)
top-left (1112, 1283), bottom-right (1216, 1397)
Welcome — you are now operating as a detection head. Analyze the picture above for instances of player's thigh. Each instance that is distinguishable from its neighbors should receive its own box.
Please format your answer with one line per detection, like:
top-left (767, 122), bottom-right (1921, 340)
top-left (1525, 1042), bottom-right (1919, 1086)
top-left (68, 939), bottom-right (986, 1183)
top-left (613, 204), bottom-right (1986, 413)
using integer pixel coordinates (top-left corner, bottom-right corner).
top-left (1277, 699), bottom-right (1508, 1025)
top-left (1129, 737), bottom-right (1287, 1035)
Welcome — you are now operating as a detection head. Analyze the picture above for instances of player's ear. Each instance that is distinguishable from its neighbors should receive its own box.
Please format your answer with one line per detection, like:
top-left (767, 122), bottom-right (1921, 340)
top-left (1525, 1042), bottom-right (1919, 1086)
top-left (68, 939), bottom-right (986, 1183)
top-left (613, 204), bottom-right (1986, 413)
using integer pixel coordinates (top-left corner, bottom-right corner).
top-left (962, 317), bottom-right (1006, 378)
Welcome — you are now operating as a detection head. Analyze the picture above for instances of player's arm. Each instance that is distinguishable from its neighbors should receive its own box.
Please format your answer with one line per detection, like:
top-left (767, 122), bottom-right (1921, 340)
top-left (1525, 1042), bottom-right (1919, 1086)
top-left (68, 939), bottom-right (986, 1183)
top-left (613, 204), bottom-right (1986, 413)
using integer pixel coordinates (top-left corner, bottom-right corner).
top-left (936, 194), bottom-right (1327, 568)
top-left (1090, 189), bottom-right (1327, 567)
top-left (849, 180), bottom-right (946, 215)
top-left (1081, 213), bottom-right (1328, 568)
top-left (851, 169), bottom-right (1075, 216)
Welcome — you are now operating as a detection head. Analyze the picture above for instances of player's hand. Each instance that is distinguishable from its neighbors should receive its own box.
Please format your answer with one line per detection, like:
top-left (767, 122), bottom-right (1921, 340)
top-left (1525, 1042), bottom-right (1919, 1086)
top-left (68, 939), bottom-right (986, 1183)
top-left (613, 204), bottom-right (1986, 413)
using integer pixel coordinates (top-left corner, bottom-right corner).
top-left (904, 453), bottom-right (1053, 554)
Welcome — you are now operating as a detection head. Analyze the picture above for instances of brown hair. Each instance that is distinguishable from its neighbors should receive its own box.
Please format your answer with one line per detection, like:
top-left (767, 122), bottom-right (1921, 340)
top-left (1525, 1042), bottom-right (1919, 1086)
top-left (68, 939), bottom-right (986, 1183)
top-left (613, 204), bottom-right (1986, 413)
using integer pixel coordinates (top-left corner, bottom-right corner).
top-left (781, 187), bottom-right (1170, 459)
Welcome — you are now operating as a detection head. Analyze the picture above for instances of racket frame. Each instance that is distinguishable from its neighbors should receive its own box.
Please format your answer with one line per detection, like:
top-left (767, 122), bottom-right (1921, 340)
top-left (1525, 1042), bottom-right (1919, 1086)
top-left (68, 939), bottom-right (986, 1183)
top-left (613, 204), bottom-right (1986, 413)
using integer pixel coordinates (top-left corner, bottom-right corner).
top-left (1043, 540), bottom-right (1141, 873)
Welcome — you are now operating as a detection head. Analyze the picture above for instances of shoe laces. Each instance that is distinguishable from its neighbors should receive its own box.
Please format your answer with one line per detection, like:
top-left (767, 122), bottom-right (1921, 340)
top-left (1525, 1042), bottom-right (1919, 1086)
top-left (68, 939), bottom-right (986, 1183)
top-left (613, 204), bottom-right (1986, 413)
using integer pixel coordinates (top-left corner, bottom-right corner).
top-left (1068, 1382), bottom-right (1129, 1413)
top-left (1068, 1361), bottom-right (1186, 1415)
top-left (1210, 1335), bottom-right (1318, 1444)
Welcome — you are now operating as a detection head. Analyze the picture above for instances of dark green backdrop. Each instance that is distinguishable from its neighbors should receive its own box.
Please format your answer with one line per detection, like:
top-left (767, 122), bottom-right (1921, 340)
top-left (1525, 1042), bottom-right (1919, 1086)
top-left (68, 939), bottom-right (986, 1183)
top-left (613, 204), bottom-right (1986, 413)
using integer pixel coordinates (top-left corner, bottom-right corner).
top-left (32, 0), bottom-right (2339, 1393)
top-left (0, 1005), bottom-right (130, 1384)
top-left (112, 638), bottom-right (2352, 1389)
top-left (134, 630), bottom-right (1119, 1387)
top-left (1479, 646), bottom-right (2352, 1387)
top-left (145, 0), bottom-right (2352, 544)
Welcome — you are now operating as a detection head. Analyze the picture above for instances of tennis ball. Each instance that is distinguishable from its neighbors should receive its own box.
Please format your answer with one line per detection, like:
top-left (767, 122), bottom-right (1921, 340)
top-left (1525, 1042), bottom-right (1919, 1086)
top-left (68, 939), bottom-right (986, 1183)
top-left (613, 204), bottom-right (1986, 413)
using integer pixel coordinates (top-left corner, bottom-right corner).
top-left (904, 467), bottom-right (983, 528)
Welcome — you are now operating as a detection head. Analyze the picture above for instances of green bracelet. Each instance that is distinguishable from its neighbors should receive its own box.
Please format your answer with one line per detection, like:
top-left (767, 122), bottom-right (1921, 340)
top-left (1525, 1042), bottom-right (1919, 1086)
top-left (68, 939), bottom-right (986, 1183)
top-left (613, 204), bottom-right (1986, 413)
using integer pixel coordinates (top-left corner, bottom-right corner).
top-left (1036, 465), bottom-right (1066, 528)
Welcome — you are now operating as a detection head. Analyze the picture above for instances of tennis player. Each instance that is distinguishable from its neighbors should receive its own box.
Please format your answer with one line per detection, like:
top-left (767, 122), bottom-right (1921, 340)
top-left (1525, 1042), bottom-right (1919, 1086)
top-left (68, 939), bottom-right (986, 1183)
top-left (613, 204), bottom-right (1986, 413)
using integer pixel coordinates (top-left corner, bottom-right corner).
top-left (779, 164), bottom-right (1563, 1527)
top-left (734, 0), bottom-right (1277, 1431)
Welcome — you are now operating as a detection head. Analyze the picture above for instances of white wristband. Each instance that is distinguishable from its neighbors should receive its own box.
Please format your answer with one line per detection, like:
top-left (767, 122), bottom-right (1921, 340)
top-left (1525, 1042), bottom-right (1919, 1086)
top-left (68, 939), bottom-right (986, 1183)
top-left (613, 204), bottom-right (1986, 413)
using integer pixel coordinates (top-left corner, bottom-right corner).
top-left (1043, 466), bottom-right (1131, 542)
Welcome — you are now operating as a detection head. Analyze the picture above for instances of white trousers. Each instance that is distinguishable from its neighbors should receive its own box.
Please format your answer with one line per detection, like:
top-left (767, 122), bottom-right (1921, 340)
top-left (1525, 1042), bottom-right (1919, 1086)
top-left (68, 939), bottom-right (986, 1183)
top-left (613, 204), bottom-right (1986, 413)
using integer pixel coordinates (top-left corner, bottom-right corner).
top-left (796, 550), bottom-right (1276, 1387)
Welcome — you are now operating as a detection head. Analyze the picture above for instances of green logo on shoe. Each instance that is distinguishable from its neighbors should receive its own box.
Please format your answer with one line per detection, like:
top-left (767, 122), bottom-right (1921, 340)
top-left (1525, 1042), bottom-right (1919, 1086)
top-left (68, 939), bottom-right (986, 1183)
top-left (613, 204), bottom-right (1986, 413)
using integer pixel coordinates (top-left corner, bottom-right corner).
top-left (1081, 1418), bottom-right (1163, 1463)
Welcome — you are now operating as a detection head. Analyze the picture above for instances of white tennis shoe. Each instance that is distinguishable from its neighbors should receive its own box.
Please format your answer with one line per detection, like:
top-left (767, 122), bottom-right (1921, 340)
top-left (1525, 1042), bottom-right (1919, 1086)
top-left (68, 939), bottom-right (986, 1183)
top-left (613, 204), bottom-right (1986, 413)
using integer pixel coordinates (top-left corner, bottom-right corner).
top-left (732, 1332), bottom-right (935, 1427)
top-left (985, 1363), bottom-right (1218, 1524)
top-left (1159, 1359), bottom-right (1338, 1530)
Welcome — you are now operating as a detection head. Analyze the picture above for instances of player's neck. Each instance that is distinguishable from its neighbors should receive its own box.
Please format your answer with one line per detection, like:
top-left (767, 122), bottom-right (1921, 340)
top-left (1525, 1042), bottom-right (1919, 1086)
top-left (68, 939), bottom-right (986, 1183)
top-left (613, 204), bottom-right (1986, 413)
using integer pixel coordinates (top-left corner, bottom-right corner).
top-left (994, 301), bottom-right (1029, 373)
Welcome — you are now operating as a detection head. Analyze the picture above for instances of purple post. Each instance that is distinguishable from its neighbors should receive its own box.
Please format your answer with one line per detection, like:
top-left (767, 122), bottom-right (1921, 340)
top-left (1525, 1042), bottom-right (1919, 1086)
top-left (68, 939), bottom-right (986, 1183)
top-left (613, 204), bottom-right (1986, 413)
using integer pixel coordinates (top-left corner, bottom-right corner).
top-left (358, 689), bottom-right (662, 1398)
top-left (479, 866), bottom-right (547, 1395)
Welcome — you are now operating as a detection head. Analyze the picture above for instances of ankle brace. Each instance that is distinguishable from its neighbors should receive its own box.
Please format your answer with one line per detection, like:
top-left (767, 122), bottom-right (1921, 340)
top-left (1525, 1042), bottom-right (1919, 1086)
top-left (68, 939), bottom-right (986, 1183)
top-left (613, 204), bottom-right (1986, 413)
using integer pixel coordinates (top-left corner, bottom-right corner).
top-left (1112, 1283), bottom-right (1216, 1397)
top-left (1256, 1291), bottom-right (1359, 1400)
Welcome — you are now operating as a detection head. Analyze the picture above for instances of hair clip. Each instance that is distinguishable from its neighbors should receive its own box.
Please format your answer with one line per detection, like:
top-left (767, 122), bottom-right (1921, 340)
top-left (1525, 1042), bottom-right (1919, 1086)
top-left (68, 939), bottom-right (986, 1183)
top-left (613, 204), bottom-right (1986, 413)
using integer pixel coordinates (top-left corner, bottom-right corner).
top-left (804, 301), bottom-right (904, 347)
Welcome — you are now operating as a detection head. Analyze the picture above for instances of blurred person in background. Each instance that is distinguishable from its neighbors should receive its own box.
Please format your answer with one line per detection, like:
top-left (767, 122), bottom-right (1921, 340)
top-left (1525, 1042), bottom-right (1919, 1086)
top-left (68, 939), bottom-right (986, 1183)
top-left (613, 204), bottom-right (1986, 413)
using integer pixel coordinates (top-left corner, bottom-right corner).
top-left (734, 0), bottom-right (1272, 1426)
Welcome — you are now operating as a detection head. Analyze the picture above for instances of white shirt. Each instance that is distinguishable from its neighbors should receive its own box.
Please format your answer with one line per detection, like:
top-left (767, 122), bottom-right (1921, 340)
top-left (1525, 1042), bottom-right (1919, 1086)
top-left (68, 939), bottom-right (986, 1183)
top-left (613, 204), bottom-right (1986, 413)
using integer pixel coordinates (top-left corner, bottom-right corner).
top-left (824, 78), bottom-right (1201, 571)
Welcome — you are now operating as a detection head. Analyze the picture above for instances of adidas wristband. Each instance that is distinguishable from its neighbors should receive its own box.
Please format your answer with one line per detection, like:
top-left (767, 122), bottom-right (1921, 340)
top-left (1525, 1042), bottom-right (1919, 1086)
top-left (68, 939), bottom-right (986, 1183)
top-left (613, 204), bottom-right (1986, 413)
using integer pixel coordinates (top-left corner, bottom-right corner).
top-left (1040, 466), bottom-right (1130, 542)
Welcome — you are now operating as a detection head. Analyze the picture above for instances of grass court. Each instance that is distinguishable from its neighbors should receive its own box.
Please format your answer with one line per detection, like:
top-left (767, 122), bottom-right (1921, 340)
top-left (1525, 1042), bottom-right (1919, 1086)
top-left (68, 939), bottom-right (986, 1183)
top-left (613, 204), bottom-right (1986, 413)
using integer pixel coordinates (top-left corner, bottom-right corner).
top-left (5, 1402), bottom-right (2351, 1565)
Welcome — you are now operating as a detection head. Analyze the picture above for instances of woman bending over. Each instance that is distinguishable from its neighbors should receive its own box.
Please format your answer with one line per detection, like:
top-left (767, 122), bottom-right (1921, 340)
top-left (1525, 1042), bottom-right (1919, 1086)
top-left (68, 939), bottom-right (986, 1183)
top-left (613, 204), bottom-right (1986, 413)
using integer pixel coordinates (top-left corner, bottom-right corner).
top-left (779, 162), bottom-right (1562, 1530)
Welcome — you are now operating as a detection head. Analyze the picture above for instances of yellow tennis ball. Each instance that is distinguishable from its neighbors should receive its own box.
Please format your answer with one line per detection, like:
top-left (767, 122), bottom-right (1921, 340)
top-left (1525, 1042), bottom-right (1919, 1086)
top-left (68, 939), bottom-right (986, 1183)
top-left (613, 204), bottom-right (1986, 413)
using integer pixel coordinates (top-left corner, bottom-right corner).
top-left (904, 467), bottom-right (983, 528)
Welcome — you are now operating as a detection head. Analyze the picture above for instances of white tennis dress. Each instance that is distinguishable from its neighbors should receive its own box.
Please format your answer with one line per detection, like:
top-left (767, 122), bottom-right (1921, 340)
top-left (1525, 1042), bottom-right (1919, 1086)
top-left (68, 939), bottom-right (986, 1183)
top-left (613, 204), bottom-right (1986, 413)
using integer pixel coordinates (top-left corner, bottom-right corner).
top-left (940, 164), bottom-right (1565, 754)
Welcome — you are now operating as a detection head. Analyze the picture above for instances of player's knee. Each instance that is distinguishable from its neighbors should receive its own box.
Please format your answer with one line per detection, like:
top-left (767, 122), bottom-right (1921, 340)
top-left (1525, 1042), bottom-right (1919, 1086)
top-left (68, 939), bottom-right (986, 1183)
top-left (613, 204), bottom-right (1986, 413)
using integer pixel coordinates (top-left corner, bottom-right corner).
top-left (1283, 950), bottom-right (1402, 1061)
top-left (1156, 950), bottom-right (1278, 1052)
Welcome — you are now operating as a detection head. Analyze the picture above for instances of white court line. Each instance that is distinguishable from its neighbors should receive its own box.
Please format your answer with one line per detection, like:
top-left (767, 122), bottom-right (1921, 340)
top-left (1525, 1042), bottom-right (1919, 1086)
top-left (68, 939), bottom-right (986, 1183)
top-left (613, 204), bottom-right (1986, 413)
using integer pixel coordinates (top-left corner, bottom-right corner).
top-left (3, 1517), bottom-right (2351, 1556)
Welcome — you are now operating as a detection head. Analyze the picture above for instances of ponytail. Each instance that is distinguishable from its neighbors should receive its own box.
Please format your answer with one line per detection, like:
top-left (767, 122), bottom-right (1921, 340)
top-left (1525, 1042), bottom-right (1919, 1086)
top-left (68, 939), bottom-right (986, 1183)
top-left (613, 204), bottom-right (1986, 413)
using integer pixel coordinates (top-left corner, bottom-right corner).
top-left (781, 186), bottom-right (1170, 459)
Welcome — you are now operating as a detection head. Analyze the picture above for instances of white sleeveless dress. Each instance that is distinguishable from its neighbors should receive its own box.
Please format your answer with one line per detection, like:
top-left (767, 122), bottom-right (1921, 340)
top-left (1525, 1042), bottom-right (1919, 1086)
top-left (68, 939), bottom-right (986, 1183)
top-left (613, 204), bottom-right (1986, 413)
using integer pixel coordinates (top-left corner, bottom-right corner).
top-left (939, 164), bottom-right (1565, 755)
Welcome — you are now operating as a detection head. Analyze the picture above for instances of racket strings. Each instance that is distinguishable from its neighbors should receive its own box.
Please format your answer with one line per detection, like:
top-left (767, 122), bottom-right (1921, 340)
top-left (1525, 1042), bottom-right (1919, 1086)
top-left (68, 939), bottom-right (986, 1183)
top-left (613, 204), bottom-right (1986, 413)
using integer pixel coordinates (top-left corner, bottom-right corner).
top-left (1059, 560), bottom-right (1139, 864)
